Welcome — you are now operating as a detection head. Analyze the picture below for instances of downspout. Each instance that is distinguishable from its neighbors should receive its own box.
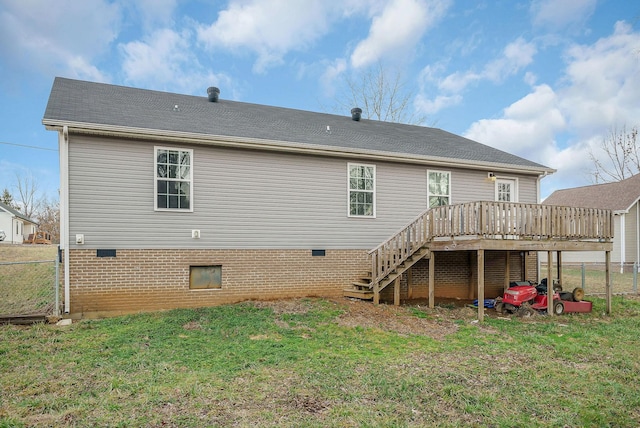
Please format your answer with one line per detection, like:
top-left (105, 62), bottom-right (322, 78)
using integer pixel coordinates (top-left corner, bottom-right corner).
top-left (635, 201), bottom-right (640, 266)
top-left (620, 214), bottom-right (626, 274)
top-left (60, 125), bottom-right (70, 314)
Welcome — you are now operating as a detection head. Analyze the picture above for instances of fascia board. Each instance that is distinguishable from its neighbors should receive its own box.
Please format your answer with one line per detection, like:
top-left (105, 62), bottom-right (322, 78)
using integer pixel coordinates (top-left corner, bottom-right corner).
top-left (43, 119), bottom-right (556, 176)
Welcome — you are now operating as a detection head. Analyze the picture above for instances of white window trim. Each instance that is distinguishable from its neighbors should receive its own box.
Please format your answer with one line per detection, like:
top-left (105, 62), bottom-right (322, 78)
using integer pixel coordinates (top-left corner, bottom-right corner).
top-left (494, 177), bottom-right (519, 203)
top-left (154, 146), bottom-right (194, 212)
top-left (347, 162), bottom-right (376, 218)
top-left (427, 169), bottom-right (451, 208)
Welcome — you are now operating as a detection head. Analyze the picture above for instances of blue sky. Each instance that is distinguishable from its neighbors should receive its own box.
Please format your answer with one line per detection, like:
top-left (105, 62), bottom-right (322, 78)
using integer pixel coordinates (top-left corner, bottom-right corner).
top-left (1, 0), bottom-right (639, 204)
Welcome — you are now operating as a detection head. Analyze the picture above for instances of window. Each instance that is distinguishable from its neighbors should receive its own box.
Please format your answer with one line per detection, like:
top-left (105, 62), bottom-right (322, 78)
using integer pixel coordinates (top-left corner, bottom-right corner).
top-left (496, 178), bottom-right (518, 202)
top-left (427, 170), bottom-right (450, 207)
top-left (348, 163), bottom-right (375, 217)
top-left (190, 265), bottom-right (222, 289)
top-left (155, 147), bottom-right (193, 211)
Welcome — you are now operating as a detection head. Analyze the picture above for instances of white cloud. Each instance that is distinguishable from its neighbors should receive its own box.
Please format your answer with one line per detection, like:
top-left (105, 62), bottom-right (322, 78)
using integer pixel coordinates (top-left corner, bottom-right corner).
top-left (559, 21), bottom-right (640, 135)
top-left (418, 37), bottom-right (537, 114)
top-left (350, 0), bottom-right (450, 69)
top-left (415, 93), bottom-right (461, 115)
top-left (465, 84), bottom-right (565, 161)
top-left (320, 58), bottom-right (348, 96)
top-left (197, 0), bottom-right (338, 73)
top-left (531, 0), bottom-right (596, 31)
top-left (120, 29), bottom-right (233, 96)
top-left (464, 22), bottom-right (640, 198)
top-left (127, 0), bottom-right (177, 28)
top-left (0, 0), bottom-right (119, 80)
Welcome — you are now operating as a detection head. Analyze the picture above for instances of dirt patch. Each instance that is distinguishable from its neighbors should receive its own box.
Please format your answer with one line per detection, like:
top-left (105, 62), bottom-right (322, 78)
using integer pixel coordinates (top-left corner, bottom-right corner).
top-left (250, 298), bottom-right (484, 340)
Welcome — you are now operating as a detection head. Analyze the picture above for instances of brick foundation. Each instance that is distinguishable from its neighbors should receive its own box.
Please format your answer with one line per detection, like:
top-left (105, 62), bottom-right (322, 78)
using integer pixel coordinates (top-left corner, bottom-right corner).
top-left (66, 248), bottom-right (368, 317)
top-left (380, 251), bottom-right (538, 302)
top-left (63, 248), bottom-right (539, 317)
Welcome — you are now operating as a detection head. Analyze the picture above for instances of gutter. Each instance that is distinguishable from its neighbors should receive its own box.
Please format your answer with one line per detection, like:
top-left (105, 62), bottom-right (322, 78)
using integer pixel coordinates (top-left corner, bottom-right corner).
top-left (43, 120), bottom-right (556, 177)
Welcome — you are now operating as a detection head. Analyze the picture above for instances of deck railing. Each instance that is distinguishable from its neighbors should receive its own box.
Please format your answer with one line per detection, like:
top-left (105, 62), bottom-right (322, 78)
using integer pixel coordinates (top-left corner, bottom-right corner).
top-left (369, 201), bottom-right (613, 287)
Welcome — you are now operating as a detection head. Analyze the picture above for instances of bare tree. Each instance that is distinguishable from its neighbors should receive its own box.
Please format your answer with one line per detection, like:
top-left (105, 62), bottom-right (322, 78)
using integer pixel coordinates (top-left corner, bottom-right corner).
top-left (36, 196), bottom-right (60, 244)
top-left (14, 172), bottom-right (40, 218)
top-left (332, 63), bottom-right (427, 125)
top-left (589, 125), bottom-right (639, 183)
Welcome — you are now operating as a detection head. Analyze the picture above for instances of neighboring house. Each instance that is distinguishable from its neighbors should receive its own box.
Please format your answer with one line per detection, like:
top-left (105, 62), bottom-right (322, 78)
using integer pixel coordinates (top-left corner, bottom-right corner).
top-left (42, 77), bottom-right (613, 319)
top-left (543, 174), bottom-right (640, 271)
top-left (0, 201), bottom-right (38, 244)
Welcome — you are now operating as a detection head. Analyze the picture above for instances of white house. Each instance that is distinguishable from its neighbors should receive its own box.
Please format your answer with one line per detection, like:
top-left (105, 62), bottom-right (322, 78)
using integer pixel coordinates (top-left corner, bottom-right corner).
top-left (0, 201), bottom-right (38, 244)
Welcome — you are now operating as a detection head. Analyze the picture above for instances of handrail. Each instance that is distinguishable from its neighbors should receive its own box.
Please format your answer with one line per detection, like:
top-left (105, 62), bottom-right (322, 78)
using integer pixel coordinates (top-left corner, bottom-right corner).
top-left (368, 201), bottom-right (613, 287)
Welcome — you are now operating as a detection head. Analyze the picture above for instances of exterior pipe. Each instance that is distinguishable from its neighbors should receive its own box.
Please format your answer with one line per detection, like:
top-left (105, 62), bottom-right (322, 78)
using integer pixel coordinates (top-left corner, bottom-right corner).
top-left (61, 125), bottom-right (70, 314)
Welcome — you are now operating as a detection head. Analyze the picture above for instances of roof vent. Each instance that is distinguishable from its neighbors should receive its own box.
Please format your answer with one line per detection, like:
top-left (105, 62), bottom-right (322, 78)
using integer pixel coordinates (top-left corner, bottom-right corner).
top-left (351, 107), bottom-right (362, 121)
top-left (207, 86), bottom-right (220, 102)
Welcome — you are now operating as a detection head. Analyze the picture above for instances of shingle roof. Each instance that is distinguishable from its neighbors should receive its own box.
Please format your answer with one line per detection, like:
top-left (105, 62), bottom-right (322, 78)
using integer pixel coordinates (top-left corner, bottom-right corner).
top-left (43, 77), bottom-right (552, 173)
top-left (0, 201), bottom-right (37, 224)
top-left (543, 173), bottom-right (640, 212)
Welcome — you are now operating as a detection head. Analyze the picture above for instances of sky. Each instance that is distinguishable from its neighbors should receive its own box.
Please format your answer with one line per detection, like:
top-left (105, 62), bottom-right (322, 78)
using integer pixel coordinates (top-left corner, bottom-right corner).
top-left (1, 0), bottom-right (639, 204)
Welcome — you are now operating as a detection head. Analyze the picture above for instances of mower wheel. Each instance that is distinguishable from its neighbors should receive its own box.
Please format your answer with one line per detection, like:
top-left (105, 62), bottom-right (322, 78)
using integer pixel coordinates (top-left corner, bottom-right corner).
top-left (517, 303), bottom-right (536, 318)
top-left (572, 287), bottom-right (585, 302)
top-left (495, 302), bottom-right (504, 314)
top-left (553, 300), bottom-right (565, 315)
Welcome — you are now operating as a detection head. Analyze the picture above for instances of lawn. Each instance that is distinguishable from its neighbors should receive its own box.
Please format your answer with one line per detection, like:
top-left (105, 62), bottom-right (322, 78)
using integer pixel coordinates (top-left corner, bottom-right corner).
top-left (1, 296), bottom-right (639, 427)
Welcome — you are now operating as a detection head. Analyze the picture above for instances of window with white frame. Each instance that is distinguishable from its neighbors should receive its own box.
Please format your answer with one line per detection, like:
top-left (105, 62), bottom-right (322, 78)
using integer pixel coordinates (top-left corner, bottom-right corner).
top-left (155, 147), bottom-right (193, 211)
top-left (427, 170), bottom-right (451, 207)
top-left (496, 178), bottom-right (517, 202)
top-left (348, 163), bottom-right (375, 217)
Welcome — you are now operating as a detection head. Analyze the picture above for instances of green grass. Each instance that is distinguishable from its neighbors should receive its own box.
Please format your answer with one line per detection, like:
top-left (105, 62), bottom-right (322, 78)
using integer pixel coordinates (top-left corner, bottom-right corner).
top-left (1, 297), bottom-right (639, 427)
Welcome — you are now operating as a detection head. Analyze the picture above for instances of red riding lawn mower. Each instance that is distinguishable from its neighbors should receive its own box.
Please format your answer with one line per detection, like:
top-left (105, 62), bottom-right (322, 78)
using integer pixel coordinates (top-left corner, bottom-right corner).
top-left (494, 279), bottom-right (592, 317)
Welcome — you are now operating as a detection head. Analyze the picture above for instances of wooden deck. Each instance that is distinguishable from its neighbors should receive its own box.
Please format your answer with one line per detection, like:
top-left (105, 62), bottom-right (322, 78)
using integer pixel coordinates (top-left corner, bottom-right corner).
top-left (348, 201), bottom-right (614, 320)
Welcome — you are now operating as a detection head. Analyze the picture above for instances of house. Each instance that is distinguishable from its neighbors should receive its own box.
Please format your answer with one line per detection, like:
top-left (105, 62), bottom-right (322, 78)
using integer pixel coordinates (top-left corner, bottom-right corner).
top-left (42, 77), bottom-right (613, 319)
top-left (0, 201), bottom-right (38, 244)
top-left (543, 174), bottom-right (640, 271)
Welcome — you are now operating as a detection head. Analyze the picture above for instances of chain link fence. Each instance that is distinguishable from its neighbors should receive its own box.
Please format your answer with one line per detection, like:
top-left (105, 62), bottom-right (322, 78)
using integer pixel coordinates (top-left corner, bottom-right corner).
top-left (0, 257), bottom-right (60, 319)
top-left (545, 263), bottom-right (639, 296)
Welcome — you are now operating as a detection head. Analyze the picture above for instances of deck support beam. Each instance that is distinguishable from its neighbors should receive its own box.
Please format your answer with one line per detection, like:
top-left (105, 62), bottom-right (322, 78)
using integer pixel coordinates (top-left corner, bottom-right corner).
top-left (557, 251), bottom-right (563, 288)
top-left (428, 252), bottom-right (435, 309)
top-left (477, 249), bottom-right (485, 322)
top-left (504, 251), bottom-right (511, 291)
top-left (373, 284), bottom-right (379, 305)
top-left (393, 276), bottom-right (400, 306)
top-left (547, 251), bottom-right (553, 315)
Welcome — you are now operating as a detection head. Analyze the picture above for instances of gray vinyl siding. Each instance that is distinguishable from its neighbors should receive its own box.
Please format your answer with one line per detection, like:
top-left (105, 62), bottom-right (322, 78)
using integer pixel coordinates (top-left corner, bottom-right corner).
top-left (68, 135), bottom-right (542, 250)
top-left (450, 169), bottom-right (537, 204)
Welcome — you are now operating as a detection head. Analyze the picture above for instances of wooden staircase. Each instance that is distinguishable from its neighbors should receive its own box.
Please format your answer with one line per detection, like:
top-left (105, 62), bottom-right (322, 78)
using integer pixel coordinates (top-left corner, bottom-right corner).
top-left (343, 246), bottom-right (430, 301)
top-left (344, 207), bottom-right (433, 302)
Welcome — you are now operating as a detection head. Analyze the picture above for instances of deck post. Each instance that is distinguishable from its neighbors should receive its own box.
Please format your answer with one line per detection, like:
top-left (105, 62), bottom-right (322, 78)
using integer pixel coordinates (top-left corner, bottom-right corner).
top-left (393, 276), bottom-right (400, 306)
top-left (373, 283), bottom-right (380, 305)
top-left (504, 251), bottom-right (511, 291)
top-left (428, 252), bottom-right (435, 309)
top-left (606, 250), bottom-right (612, 314)
top-left (557, 251), bottom-right (563, 288)
top-left (407, 268), bottom-right (413, 300)
top-left (477, 249), bottom-right (485, 322)
top-left (547, 251), bottom-right (553, 315)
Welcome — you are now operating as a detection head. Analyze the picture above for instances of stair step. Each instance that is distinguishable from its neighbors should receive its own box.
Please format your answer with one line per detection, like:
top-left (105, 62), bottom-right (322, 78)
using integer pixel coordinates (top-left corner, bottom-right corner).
top-left (351, 280), bottom-right (372, 289)
top-left (343, 288), bottom-right (374, 300)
